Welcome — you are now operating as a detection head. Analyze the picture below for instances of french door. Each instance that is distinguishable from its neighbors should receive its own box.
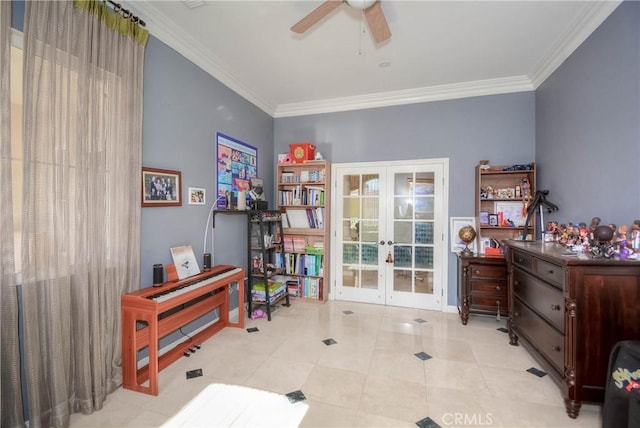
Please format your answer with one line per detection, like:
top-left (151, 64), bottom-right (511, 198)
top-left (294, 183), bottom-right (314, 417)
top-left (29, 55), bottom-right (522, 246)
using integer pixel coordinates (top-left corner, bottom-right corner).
top-left (332, 159), bottom-right (448, 310)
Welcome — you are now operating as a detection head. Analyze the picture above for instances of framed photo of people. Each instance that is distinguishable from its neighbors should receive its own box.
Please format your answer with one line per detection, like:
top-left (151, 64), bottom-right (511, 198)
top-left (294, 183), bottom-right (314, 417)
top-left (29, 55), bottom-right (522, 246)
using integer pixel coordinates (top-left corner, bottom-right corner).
top-left (216, 132), bottom-right (258, 209)
top-left (141, 167), bottom-right (182, 207)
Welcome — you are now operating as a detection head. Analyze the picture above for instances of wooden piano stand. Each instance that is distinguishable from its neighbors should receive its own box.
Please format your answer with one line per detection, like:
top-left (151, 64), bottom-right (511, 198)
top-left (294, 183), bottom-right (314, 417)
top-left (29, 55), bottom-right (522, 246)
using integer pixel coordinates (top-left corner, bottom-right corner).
top-left (121, 265), bottom-right (245, 395)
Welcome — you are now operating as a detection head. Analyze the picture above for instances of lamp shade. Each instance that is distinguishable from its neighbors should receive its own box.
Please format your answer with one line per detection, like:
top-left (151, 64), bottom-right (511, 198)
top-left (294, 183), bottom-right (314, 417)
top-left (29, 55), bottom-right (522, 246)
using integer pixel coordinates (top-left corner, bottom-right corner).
top-left (346, 0), bottom-right (376, 10)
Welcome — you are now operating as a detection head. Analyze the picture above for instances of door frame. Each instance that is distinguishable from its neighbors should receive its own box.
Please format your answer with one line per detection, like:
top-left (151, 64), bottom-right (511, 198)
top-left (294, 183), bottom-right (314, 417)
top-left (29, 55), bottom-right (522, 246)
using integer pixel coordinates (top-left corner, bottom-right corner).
top-left (329, 158), bottom-right (449, 312)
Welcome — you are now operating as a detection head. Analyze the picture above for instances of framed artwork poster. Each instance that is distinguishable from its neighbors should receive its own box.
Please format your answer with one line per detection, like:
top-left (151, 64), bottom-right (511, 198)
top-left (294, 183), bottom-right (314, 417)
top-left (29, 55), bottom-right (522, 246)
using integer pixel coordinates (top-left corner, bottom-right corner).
top-left (450, 217), bottom-right (477, 253)
top-left (141, 167), bottom-right (182, 207)
top-left (495, 201), bottom-right (526, 226)
top-left (216, 132), bottom-right (258, 209)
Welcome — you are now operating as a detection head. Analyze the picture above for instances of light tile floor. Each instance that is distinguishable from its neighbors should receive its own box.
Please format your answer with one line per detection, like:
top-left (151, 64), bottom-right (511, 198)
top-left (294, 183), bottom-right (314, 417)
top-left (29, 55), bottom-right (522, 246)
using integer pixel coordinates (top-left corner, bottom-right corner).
top-left (70, 300), bottom-right (602, 428)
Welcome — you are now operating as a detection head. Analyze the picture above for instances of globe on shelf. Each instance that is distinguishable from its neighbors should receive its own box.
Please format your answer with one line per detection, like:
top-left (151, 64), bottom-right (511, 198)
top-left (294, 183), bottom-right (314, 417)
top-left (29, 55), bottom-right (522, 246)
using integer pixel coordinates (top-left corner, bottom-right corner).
top-left (458, 225), bottom-right (477, 256)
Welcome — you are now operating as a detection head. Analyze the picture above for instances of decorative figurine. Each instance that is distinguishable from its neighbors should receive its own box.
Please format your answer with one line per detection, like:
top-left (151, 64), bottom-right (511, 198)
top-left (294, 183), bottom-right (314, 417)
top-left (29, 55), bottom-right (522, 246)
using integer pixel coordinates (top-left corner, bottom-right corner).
top-left (589, 217), bottom-right (601, 240)
top-left (616, 224), bottom-right (629, 250)
top-left (520, 178), bottom-right (531, 216)
top-left (630, 220), bottom-right (640, 253)
top-left (479, 160), bottom-right (491, 170)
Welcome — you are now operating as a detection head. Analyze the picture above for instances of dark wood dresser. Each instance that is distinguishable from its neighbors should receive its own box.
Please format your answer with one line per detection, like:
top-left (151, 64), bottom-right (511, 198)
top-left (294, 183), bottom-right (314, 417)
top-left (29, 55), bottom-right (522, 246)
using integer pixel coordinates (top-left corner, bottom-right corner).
top-left (457, 254), bottom-right (508, 325)
top-left (504, 240), bottom-right (640, 418)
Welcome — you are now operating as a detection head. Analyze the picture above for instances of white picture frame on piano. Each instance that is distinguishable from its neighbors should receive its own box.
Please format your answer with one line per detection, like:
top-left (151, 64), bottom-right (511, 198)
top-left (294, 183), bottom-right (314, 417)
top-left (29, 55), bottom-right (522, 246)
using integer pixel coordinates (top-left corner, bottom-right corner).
top-left (170, 245), bottom-right (201, 280)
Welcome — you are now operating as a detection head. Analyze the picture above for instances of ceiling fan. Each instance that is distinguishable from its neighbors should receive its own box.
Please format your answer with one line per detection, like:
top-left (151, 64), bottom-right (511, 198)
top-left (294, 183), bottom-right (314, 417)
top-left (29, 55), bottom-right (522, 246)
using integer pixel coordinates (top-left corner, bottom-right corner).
top-left (291, 0), bottom-right (391, 44)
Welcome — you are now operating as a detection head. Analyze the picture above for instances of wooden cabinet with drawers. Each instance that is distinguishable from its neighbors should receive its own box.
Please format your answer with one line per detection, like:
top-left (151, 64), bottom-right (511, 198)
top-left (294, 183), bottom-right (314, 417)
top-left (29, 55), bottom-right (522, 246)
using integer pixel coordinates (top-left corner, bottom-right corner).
top-left (505, 240), bottom-right (640, 419)
top-left (457, 254), bottom-right (508, 325)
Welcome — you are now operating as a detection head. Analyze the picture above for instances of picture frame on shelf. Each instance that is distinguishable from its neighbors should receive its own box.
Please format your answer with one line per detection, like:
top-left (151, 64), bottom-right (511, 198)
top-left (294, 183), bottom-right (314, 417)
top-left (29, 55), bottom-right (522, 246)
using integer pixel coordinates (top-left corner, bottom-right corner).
top-left (495, 201), bottom-right (526, 226)
top-left (479, 211), bottom-right (490, 225)
top-left (188, 187), bottom-right (206, 205)
top-left (488, 214), bottom-right (499, 227)
top-left (450, 217), bottom-right (477, 253)
top-left (479, 237), bottom-right (492, 254)
top-left (141, 167), bottom-right (182, 207)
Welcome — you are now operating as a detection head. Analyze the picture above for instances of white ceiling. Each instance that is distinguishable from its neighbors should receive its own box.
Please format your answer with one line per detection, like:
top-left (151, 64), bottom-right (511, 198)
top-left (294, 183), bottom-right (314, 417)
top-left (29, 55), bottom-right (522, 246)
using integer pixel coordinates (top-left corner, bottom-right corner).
top-left (125, 1), bottom-right (620, 118)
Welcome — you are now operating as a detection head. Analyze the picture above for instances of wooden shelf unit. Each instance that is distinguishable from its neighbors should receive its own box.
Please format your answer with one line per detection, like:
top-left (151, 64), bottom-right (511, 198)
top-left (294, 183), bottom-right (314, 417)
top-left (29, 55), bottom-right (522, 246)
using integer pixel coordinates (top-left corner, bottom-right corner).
top-left (248, 210), bottom-right (290, 320)
top-left (277, 160), bottom-right (330, 302)
top-left (476, 163), bottom-right (536, 248)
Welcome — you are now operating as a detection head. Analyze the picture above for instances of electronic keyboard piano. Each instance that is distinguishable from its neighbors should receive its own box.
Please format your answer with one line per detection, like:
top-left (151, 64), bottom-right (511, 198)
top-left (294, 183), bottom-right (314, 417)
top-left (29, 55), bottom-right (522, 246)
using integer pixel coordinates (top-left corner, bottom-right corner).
top-left (121, 264), bottom-right (245, 395)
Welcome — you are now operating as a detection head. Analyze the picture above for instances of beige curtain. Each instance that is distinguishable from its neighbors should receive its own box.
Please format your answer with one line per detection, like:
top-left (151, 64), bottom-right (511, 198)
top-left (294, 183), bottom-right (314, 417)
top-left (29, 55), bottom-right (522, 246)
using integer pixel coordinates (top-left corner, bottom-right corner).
top-left (21, 1), bottom-right (147, 426)
top-left (1, 1), bottom-right (26, 427)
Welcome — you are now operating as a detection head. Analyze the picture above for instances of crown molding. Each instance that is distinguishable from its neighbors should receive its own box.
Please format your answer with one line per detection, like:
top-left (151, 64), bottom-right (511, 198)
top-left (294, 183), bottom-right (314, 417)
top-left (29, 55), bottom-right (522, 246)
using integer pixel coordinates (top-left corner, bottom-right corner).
top-left (123, 1), bottom-right (277, 117)
top-left (529, 1), bottom-right (621, 88)
top-left (273, 76), bottom-right (534, 118)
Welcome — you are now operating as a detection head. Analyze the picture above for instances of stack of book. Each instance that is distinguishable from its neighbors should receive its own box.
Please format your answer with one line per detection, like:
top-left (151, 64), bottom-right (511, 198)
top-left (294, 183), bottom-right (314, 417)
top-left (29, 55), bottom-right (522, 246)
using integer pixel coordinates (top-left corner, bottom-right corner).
top-left (251, 280), bottom-right (286, 303)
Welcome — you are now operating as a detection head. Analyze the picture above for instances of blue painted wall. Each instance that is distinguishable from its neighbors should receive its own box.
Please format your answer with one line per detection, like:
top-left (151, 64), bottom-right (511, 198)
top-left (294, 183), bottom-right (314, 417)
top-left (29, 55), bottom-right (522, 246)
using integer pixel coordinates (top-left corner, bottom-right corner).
top-left (275, 93), bottom-right (536, 306)
top-left (536, 1), bottom-right (639, 228)
top-left (140, 36), bottom-right (274, 288)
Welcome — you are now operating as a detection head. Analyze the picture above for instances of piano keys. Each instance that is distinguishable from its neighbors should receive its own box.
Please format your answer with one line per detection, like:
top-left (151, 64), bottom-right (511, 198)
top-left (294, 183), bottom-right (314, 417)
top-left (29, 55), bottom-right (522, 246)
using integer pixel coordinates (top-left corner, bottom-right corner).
top-left (121, 264), bottom-right (245, 395)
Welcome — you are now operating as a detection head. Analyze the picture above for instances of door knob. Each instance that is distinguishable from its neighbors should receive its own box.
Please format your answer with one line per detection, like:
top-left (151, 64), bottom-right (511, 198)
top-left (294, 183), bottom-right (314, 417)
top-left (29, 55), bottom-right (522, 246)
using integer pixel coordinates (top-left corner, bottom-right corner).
top-left (379, 240), bottom-right (385, 245)
top-left (387, 240), bottom-right (393, 245)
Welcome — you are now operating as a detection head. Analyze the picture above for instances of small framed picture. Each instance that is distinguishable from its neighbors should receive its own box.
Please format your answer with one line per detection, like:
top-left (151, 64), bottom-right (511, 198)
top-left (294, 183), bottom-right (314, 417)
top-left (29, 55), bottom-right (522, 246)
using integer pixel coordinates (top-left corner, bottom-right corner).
top-left (479, 211), bottom-right (490, 225)
top-left (479, 237), bottom-right (492, 254)
top-left (141, 167), bottom-right (182, 207)
top-left (449, 217), bottom-right (477, 253)
top-left (488, 214), bottom-right (499, 227)
top-left (188, 187), bottom-right (206, 205)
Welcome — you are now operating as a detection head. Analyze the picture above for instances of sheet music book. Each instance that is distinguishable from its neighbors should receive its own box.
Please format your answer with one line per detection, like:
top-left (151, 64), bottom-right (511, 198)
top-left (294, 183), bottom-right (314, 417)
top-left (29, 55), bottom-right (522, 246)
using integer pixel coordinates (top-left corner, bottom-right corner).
top-left (170, 245), bottom-right (201, 280)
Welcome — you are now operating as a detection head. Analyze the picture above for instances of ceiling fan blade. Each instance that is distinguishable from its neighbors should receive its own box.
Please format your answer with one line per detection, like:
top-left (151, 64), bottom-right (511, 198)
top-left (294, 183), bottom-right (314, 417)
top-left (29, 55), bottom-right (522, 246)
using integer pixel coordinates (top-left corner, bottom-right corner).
top-left (364, 1), bottom-right (391, 43)
top-left (291, 0), bottom-right (344, 34)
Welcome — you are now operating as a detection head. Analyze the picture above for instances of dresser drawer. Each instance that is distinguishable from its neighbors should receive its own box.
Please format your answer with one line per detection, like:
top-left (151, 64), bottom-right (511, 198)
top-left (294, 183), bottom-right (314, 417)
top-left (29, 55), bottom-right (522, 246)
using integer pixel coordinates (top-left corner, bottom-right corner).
top-left (513, 268), bottom-right (564, 332)
top-left (469, 264), bottom-right (506, 280)
top-left (469, 294), bottom-right (507, 313)
top-left (536, 259), bottom-right (563, 288)
top-left (512, 298), bottom-right (564, 373)
top-left (471, 281), bottom-right (507, 296)
top-left (512, 250), bottom-right (534, 271)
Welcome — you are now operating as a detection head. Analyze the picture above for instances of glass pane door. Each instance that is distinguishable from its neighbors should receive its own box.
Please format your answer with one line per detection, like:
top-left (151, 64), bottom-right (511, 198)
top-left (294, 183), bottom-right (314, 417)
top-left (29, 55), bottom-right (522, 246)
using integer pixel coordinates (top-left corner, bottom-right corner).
top-left (333, 160), bottom-right (446, 310)
top-left (386, 169), bottom-right (441, 309)
top-left (337, 170), bottom-right (386, 305)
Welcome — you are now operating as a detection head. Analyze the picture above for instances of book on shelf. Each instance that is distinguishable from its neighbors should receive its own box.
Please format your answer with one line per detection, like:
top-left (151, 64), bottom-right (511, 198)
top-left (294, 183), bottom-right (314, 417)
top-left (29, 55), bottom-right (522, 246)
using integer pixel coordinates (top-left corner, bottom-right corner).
top-left (284, 207), bottom-right (325, 229)
top-left (280, 171), bottom-right (296, 183)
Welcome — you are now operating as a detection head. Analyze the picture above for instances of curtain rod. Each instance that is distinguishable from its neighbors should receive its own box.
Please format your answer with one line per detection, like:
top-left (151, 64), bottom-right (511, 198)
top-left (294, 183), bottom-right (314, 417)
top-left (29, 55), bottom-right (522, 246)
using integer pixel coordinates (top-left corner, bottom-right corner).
top-left (107, 0), bottom-right (146, 27)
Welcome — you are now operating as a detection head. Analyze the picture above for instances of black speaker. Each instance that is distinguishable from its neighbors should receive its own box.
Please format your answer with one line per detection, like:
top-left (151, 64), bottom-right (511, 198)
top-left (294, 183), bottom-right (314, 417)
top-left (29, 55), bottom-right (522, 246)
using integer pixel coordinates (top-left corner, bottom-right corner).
top-left (153, 264), bottom-right (164, 286)
top-left (203, 253), bottom-right (211, 271)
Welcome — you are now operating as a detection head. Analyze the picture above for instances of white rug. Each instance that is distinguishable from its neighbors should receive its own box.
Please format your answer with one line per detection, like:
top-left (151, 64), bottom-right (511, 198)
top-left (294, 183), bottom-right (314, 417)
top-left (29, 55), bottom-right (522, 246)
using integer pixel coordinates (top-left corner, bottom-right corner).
top-left (161, 384), bottom-right (309, 428)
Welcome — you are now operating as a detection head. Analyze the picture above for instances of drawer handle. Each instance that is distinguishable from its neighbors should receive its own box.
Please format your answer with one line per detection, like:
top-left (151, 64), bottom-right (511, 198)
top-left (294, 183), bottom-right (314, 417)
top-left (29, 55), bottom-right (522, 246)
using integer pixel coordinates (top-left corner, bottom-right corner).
top-left (550, 304), bottom-right (561, 311)
top-left (552, 345), bottom-right (561, 352)
top-left (475, 270), bottom-right (481, 275)
top-left (517, 258), bottom-right (524, 263)
top-left (547, 269), bottom-right (554, 275)
top-left (495, 286), bottom-right (501, 291)
top-left (514, 280), bottom-right (519, 286)
top-left (513, 311), bottom-right (520, 317)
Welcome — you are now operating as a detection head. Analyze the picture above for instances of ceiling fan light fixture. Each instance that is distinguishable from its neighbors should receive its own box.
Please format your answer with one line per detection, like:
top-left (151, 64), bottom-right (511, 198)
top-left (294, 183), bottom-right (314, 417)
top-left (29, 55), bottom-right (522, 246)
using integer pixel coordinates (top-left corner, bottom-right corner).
top-left (346, 0), bottom-right (377, 10)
